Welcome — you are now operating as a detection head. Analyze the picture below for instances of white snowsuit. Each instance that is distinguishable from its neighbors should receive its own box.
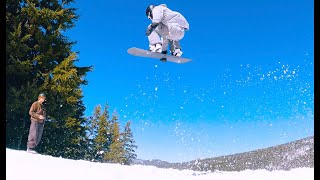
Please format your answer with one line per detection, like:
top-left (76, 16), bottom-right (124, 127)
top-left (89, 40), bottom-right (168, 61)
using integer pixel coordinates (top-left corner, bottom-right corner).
top-left (147, 4), bottom-right (189, 52)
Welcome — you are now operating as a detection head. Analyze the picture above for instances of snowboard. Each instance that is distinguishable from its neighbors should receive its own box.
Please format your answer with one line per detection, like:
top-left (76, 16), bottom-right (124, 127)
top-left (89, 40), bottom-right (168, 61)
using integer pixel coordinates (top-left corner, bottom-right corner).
top-left (127, 47), bottom-right (192, 64)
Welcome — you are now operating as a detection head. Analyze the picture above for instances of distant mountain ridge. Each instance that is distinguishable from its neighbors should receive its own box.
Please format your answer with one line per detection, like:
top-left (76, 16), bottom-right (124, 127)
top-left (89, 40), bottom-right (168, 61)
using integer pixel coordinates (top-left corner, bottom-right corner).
top-left (133, 136), bottom-right (314, 172)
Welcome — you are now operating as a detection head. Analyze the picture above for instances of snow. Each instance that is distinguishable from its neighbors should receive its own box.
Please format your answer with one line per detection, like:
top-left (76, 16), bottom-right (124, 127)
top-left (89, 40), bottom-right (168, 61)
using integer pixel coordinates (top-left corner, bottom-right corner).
top-left (6, 148), bottom-right (314, 180)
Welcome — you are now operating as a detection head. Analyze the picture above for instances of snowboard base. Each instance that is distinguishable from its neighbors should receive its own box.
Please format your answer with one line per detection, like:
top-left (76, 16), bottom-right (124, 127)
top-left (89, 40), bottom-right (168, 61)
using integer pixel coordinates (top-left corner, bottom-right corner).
top-left (127, 47), bottom-right (192, 64)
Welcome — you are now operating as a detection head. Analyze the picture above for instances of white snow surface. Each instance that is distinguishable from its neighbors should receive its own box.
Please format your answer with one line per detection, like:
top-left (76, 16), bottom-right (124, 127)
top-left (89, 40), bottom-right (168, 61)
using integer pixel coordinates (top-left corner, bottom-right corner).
top-left (6, 148), bottom-right (314, 180)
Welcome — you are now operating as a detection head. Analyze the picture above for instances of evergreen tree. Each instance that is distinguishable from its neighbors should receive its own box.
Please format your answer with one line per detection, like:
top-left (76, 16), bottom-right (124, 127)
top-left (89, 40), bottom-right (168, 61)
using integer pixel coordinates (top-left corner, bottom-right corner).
top-left (121, 121), bottom-right (138, 165)
top-left (6, 0), bottom-right (40, 150)
top-left (83, 104), bottom-right (112, 162)
top-left (92, 104), bottom-right (111, 162)
top-left (82, 116), bottom-right (95, 161)
top-left (6, 0), bottom-right (92, 159)
top-left (83, 105), bottom-right (138, 164)
top-left (104, 112), bottom-right (126, 164)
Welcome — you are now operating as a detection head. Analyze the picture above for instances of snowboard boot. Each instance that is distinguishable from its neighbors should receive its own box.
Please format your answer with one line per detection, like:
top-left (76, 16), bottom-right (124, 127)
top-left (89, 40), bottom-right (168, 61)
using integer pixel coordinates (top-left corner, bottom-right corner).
top-left (169, 40), bottom-right (183, 57)
top-left (172, 48), bottom-right (183, 57)
top-left (149, 43), bottom-right (162, 53)
top-left (27, 148), bottom-right (38, 154)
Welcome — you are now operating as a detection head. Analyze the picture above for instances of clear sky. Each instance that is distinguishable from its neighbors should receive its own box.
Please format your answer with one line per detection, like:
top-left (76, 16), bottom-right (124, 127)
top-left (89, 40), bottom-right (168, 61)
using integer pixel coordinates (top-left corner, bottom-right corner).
top-left (64, 0), bottom-right (314, 162)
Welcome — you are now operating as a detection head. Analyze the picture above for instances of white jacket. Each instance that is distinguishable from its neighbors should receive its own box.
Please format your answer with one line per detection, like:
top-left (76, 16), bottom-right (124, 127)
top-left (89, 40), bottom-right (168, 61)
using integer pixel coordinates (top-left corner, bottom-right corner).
top-left (151, 4), bottom-right (189, 30)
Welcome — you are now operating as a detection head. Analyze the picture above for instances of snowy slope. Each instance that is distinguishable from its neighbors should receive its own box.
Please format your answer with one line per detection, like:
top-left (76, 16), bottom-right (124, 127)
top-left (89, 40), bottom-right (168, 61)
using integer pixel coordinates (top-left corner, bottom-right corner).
top-left (6, 148), bottom-right (313, 180)
top-left (134, 136), bottom-right (314, 172)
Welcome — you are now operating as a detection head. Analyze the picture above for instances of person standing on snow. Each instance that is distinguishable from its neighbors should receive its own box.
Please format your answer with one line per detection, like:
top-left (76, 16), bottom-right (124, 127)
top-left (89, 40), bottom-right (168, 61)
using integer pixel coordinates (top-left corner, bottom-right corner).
top-left (145, 4), bottom-right (189, 62)
top-left (26, 93), bottom-right (47, 153)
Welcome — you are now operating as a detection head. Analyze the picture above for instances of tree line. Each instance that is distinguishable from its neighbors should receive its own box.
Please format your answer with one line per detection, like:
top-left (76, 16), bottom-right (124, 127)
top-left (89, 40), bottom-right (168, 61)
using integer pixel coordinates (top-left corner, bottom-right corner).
top-left (6, 0), bottom-right (137, 164)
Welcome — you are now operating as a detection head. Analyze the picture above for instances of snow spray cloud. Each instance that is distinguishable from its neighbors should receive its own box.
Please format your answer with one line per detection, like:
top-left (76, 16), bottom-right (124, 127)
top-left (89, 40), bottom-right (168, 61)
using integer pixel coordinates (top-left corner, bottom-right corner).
top-left (121, 54), bottom-right (313, 160)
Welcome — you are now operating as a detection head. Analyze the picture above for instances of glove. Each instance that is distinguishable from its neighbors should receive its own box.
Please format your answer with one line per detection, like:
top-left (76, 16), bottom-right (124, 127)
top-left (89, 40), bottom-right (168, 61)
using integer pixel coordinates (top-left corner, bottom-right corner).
top-left (146, 23), bottom-right (159, 36)
top-left (146, 26), bottom-right (152, 36)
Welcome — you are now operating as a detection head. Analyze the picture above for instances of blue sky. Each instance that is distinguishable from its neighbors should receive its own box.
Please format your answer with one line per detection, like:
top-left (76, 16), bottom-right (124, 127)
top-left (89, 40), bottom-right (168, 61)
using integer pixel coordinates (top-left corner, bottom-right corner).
top-left (65, 0), bottom-right (314, 162)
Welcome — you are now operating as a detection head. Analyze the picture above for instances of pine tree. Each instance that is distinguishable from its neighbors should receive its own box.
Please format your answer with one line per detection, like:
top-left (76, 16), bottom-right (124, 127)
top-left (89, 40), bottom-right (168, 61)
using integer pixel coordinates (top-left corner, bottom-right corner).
top-left (121, 121), bottom-right (138, 165)
top-left (82, 116), bottom-right (95, 161)
top-left (6, 0), bottom-right (39, 149)
top-left (92, 104), bottom-right (111, 162)
top-left (83, 104), bottom-right (112, 162)
top-left (104, 112), bottom-right (126, 164)
top-left (6, 0), bottom-right (92, 159)
top-left (84, 105), bottom-right (138, 164)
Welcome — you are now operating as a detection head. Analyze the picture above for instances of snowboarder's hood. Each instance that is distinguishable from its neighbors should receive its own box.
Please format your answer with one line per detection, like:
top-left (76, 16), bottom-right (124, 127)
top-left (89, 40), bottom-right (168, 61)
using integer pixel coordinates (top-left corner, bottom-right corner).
top-left (159, 4), bottom-right (167, 7)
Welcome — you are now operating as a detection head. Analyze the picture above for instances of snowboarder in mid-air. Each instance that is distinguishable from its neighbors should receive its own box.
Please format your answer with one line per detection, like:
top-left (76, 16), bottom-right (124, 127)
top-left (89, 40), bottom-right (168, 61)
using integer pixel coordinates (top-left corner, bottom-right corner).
top-left (145, 4), bottom-right (189, 62)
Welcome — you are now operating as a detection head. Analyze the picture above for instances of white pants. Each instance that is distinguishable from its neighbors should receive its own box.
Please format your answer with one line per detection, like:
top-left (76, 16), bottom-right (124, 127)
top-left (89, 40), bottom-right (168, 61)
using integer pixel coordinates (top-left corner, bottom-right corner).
top-left (148, 23), bottom-right (185, 52)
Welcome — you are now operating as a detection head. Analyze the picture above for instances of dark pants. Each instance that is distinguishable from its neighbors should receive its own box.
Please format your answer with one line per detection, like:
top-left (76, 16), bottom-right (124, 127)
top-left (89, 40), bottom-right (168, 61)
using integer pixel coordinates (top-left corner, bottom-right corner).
top-left (27, 120), bottom-right (45, 149)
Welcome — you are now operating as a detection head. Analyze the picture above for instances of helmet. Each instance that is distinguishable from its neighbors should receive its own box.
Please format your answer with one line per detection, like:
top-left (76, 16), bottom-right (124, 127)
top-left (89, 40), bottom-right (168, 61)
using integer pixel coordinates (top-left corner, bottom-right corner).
top-left (38, 93), bottom-right (46, 98)
top-left (146, 4), bottom-right (155, 19)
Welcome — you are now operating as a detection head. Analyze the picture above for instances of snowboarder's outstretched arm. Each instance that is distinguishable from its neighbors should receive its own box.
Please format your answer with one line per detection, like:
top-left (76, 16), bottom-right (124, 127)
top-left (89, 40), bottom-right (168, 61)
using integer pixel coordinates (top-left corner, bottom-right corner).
top-left (146, 23), bottom-right (159, 36)
top-left (145, 5), bottom-right (164, 36)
